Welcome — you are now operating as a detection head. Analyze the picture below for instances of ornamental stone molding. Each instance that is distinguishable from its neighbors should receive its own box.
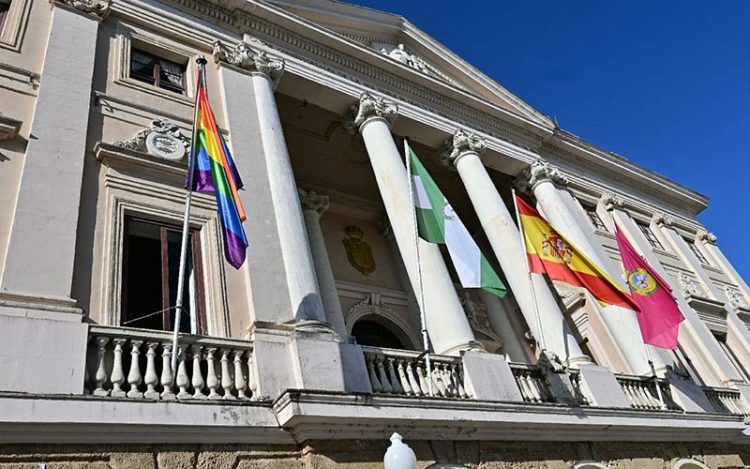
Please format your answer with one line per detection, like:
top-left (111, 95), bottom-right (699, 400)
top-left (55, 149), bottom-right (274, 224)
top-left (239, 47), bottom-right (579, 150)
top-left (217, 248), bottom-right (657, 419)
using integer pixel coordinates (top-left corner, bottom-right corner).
top-left (651, 212), bottom-right (675, 228)
top-left (113, 119), bottom-right (189, 162)
top-left (213, 40), bottom-right (284, 85)
top-left (440, 129), bottom-right (486, 165)
top-left (678, 272), bottom-right (706, 299)
top-left (696, 229), bottom-right (717, 244)
top-left (298, 188), bottom-right (330, 216)
top-left (343, 92), bottom-right (398, 132)
top-left (600, 192), bottom-right (625, 212)
top-left (726, 286), bottom-right (749, 310)
top-left (54, 0), bottom-right (110, 19)
top-left (515, 159), bottom-right (569, 193)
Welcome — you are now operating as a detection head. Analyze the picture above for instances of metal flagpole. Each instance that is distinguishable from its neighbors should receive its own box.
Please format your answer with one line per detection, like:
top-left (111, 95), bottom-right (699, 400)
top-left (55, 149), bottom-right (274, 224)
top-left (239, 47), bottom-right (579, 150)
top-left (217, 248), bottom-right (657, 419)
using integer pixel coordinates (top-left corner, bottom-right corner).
top-left (171, 57), bottom-right (207, 373)
top-left (644, 334), bottom-right (667, 409)
top-left (511, 189), bottom-right (548, 355)
top-left (404, 138), bottom-right (433, 397)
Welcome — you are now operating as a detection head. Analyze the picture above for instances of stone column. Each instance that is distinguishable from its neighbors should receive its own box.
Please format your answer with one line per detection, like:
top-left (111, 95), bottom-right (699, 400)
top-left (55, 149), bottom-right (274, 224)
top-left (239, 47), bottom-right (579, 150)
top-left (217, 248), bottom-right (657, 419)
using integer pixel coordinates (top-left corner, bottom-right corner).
top-left (517, 160), bottom-right (663, 376)
top-left (346, 92), bottom-right (480, 356)
top-left (0, 0), bottom-right (109, 306)
top-left (442, 130), bottom-right (589, 366)
top-left (214, 40), bottom-right (326, 326)
top-left (299, 189), bottom-right (347, 337)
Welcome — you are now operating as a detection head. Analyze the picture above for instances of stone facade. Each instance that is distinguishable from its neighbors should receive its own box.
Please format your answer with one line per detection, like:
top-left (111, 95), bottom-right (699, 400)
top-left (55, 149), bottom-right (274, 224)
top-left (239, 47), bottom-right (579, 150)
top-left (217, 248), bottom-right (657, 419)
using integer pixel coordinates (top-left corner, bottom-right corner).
top-left (3, 0), bottom-right (750, 467)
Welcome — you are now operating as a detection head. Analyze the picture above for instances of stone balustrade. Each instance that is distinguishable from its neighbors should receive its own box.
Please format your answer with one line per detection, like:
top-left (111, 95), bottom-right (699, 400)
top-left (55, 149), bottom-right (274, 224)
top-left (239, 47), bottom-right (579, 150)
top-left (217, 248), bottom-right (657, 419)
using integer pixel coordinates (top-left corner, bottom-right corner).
top-left (508, 362), bottom-right (555, 403)
top-left (361, 346), bottom-right (470, 398)
top-left (615, 374), bottom-right (680, 411)
top-left (702, 386), bottom-right (750, 416)
top-left (85, 325), bottom-right (255, 401)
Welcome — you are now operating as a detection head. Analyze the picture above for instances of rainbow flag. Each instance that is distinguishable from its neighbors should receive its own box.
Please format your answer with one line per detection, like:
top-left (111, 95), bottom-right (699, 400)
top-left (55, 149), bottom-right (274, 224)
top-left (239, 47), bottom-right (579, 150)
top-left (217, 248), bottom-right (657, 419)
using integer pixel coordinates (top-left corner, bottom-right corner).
top-left (188, 73), bottom-right (248, 269)
top-left (516, 195), bottom-right (639, 311)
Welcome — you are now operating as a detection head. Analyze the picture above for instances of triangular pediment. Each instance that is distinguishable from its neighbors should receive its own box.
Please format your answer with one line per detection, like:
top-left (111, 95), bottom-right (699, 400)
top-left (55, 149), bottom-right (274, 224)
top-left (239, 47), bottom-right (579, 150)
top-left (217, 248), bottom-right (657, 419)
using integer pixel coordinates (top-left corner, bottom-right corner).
top-left (267, 0), bottom-right (553, 128)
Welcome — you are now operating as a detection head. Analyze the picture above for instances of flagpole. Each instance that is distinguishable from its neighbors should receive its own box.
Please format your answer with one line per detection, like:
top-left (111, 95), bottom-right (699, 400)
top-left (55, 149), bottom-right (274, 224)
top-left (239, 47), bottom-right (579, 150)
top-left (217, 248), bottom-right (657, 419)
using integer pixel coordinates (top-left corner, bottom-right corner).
top-left (511, 189), bottom-right (549, 356)
top-left (645, 345), bottom-right (667, 409)
top-left (404, 138), bottom-right (433, 397)
top-left (171, 57), bottom-right (207, 374)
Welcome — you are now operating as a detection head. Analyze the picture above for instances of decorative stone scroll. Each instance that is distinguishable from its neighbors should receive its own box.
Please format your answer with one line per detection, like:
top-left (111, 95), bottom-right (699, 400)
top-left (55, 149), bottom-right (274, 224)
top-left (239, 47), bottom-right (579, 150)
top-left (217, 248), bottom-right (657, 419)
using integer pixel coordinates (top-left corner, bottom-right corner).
top-left (696, 229), bottom-right (717, 245)
top-left (54, 0), bottom-right (110, 19)
top-left (726, 287), bottom-right (749, 310)
top-left (515, 159), bottom-right (569, 193)
top-left (213, 39), bottom-right (285, 85)
top-left (651, 212), bottom-right (675, 228)
top-left (299, 188), bottom-right (330, 216)
top-left (679, 272), bottom-right (706, 299)
top-left (600, 192), bottom-right (625, 212)
top-left (113, 119), bottom-right (189, 161)
top-left (343, 92), bottom-right (398, 132)
top-left (440, 129), bottom-right (486, 165)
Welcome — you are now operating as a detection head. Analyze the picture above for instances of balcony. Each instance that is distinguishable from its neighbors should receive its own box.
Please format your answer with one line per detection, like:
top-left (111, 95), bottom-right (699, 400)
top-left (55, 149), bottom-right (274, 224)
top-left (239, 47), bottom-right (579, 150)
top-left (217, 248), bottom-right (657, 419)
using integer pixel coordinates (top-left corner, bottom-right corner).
top-left (85, 325), bottom-right (256, 401)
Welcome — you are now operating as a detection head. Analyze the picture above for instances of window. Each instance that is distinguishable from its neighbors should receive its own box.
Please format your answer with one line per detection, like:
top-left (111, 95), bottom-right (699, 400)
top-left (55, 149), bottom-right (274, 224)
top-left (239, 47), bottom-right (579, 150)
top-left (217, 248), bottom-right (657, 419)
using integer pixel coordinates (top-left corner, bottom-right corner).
top-left (121, 218), bottom-right (205, 334)
top-left (129, 48), bottom-right (186, 94)
top-left (637, 222), bottom-right (664, 250)
top-left (0, 1), bottom-right (10, 31)
top-left (351, 320), bottom-right (406, 349)
top-left (687, 240), bottom-right (710, 265)
top-left (715, 333), bottom-right (750, 382)
top-left (583, 205), bottom-right (607, 232)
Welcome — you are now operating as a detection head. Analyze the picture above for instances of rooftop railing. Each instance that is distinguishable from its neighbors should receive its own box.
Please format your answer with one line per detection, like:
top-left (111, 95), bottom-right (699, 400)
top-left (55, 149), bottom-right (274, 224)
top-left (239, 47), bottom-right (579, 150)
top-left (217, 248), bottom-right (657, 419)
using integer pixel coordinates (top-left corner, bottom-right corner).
top-left (615, 374), bottom-right (680, 411)
top-left (702, 386), bottom-right (750, 416)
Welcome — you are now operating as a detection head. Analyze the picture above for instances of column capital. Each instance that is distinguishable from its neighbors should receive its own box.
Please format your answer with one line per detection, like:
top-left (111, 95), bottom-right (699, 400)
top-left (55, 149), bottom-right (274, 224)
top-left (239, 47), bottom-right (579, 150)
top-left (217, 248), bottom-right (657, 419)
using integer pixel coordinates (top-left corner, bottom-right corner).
top-left (696, 229), bottom-right (717, 244)
top-left (344, 92), bottom-right (398, 132)
top-left (651, 212), bottom-right (675, 228)
top-left (213, 40), bottom-right (284, 85)
top-left (298, 188), bottom-right (330, 216)
top-left (440, 129), bottom-right (486, 166)
top-left (600, 192), bottom-right (625, 212)
top-left (53, 0), bottom-right (110, 19)
top-left (515, 159), bottom-right (568, 193)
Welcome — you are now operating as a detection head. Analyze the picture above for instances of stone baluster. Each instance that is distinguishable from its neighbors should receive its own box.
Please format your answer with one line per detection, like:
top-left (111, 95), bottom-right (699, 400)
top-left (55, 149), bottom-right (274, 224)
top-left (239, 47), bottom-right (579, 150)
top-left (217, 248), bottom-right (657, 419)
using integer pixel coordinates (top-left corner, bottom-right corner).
top-left (110, 338), bottom-right (126, 398)
top-left (246, 352), bottom-right (257, 399)
top-left (191, 345), bottom-right (206, 399)
top-left (160, 343), bottom-right (175, 400)
top-left (416, 365), bottom-right (429, 395)
top-left (175, 347), bottom-right (191, 400)
top-left (346, 92), bottom-right (481, 355)
top-left (396, 360), bottom-right (412, 395)
top-left (233, 350), bottom-right (248, 400)
top-left (405, 362), bottom-right (421, 396)
top-left (143, 342), bottom-right (159, 399)
top-left (455, 365), bottom-right (468, 398)
top-left (377, 357), bottom-right (393, 393)
top-left (432, 367), bottom-right (446, 397)
top-left (221, 349), bottom-right (236, 399)
top-left (205, 347), bottom-right (221, 399)
top-left (93, 336), bottom-right (110, 397)
top-left (367, 356), bottom-right (382, 392)
top-left (126, 340), bottom-right (143, 398)
top-left (387, 358), bottom-right (403, 394)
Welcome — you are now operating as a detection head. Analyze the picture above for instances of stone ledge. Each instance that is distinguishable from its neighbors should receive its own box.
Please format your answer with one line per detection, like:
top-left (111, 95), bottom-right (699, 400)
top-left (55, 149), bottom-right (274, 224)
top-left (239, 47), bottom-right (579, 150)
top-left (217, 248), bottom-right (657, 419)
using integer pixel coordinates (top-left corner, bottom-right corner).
top-left (0, 393), bottom-right (292, 444)
top-left (0, 114), bottom-right (21, 140)
top-left (273, 390), bottom-right (747, 443)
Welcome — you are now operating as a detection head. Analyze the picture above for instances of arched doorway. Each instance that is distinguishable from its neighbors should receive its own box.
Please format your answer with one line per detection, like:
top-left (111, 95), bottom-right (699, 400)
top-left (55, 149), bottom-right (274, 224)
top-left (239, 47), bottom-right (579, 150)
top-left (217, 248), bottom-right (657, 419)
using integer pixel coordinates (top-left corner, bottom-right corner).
top-left (351, 319), bottom-right (406, 349)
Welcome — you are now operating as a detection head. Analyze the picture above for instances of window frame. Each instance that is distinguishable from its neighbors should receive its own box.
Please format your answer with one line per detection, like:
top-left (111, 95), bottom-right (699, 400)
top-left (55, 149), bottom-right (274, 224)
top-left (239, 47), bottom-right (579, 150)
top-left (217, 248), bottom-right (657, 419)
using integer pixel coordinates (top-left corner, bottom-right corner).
top-left (583, 205), bottom-right (608, 232)
top-left (637, 222), bottom-right (665, 250)
top-left (0, 0), bottom-right (31, 51)
top-left (687, 239), bottom-right (711, 266)
top-left (129, 47), bottom-right (187, 95)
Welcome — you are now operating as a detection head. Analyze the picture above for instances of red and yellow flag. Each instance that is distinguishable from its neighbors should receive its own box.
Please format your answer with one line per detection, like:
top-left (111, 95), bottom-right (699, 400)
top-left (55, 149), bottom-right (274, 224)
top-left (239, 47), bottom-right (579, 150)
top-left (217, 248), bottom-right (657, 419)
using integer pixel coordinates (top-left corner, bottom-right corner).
top-left (516, 195), bottom-right (639, 311)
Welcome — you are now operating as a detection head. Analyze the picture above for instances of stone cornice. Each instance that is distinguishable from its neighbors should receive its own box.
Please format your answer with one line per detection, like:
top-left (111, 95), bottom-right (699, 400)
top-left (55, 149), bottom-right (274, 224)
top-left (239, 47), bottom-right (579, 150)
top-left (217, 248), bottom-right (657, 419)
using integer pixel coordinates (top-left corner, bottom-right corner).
top-left (213, 39), bottom-right (284, 85)
top-left (600, 192), bottom-right (625, 212)
top-left (696, 229), bottom-right (718, 245)
top-left (53, 0), bottom-right (110, 19)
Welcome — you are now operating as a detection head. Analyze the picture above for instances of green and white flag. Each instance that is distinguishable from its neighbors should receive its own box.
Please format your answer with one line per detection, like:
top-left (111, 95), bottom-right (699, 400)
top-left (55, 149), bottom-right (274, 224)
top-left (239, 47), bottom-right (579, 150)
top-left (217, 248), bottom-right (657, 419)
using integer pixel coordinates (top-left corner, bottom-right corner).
top-left (406, 141), bottom-right (507, 298)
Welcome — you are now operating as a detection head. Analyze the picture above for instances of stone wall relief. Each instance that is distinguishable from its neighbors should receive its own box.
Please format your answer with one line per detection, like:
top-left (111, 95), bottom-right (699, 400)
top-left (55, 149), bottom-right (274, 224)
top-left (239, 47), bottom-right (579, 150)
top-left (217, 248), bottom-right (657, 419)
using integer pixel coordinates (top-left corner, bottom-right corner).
top-left (342, 225), bottom-right (376, 276)
top-left (113, 119), bottom-right (190, 162)
top-left (457, 289), bottom-right (502, 353)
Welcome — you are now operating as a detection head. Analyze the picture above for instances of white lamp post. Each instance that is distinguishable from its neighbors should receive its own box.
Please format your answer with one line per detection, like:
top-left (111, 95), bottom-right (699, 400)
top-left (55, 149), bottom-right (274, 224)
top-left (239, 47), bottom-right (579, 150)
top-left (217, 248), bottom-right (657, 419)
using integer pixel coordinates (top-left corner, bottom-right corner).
top-left (384, 432), bottom-right (417, 469)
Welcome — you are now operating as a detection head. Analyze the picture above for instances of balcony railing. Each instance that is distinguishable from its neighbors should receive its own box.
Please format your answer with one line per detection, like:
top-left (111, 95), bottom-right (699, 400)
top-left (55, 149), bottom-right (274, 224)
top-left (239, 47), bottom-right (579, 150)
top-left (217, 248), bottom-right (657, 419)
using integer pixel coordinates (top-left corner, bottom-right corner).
top-left (509, 362), bottom-right (555, 403)
top-left (85, 325), bottom-right (255, 401)
top-left (361, 346), bottom-right (470, 398)
top-left (615, 374), bottom-right (680, 411)
top-left (702, 386), bottom-right (750, 416)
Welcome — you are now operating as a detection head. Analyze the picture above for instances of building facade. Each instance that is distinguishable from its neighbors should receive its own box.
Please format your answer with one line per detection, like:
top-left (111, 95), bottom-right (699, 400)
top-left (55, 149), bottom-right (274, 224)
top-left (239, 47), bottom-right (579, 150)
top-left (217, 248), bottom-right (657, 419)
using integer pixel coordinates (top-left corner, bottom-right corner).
top-left (1, 0), bottom-right (750, 467)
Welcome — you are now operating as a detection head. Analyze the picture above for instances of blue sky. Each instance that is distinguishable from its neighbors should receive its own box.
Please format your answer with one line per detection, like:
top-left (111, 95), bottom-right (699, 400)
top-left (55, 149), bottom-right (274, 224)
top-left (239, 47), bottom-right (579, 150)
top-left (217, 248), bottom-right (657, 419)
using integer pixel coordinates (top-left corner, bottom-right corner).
top-left (349, 1), bottom-right (749, 280)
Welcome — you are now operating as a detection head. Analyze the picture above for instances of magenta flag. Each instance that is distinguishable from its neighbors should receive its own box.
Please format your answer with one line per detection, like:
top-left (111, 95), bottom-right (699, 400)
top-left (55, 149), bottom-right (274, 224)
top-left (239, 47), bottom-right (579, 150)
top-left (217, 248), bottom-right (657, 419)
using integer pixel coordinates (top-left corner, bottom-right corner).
top-left (615, 224), bottom-right (685, 349)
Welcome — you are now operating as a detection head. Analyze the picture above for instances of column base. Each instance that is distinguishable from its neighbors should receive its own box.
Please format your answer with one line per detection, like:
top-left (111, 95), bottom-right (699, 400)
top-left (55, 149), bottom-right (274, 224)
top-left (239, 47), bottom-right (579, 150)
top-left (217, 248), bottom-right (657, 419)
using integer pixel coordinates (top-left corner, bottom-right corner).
top-left (440, 340), bottom-right (485, 357)
top-left (566, 354), bottom-right (595, 369)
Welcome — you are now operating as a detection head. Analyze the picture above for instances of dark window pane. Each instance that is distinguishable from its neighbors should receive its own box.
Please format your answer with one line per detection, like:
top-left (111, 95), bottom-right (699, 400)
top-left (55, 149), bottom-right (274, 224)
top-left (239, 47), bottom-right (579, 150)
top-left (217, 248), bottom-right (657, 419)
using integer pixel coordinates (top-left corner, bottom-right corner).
top-left (0, 2), bottom-right (10, 31)
top-left (638, 223), bottom-right (664, 250)
top-left (129, 48), bottom-right (186, 94)
top-left (688, 240), bottom-right (709, 265)
top-left (351, 320), bottom-right (405, 349)
top-left (166, 229), bottom-right (192, 334)
top-left (122, 220), bottom-right (164, 330)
